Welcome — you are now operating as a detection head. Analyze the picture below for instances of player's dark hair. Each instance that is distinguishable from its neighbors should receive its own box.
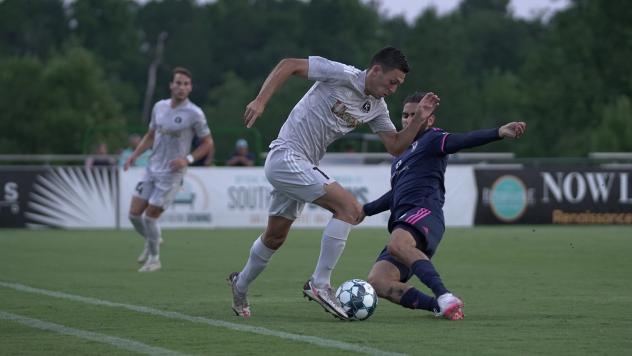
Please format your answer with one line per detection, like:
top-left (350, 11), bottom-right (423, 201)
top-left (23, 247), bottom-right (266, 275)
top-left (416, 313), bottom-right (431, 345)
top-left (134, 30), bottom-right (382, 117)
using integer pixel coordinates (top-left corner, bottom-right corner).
top-left (172, 67), bottom-right (192, 82)
top-left (403, 91), bottom-right (426, 105)
top-left (369, 47), bottom-right (410, 73)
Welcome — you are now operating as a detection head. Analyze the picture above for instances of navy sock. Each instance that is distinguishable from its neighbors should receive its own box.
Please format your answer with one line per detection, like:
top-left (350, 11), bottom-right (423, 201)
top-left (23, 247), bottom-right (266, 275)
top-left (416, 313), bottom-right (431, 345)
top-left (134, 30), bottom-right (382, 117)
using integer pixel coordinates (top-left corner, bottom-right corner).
top-left (411, 259), bottom-right (449, 297)
top-left (400, 287), bottom-right (439, 312)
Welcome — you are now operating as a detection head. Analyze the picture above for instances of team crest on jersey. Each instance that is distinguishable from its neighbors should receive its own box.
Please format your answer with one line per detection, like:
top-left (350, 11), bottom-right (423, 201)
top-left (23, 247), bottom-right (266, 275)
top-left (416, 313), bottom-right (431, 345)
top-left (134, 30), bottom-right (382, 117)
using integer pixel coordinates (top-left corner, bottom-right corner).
top-left (174, 116), bottom-right (182, 123)
top-left (361, 100), bottom-right (371, 113)
top-left (331, 100), bottom-right (360, 128)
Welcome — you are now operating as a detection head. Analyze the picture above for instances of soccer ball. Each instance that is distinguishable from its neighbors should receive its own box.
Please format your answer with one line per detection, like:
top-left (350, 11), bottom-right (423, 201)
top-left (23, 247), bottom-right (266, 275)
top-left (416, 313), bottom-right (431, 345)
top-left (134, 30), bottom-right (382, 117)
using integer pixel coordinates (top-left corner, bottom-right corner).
top-left (335, 279), bottom-right (378, 321)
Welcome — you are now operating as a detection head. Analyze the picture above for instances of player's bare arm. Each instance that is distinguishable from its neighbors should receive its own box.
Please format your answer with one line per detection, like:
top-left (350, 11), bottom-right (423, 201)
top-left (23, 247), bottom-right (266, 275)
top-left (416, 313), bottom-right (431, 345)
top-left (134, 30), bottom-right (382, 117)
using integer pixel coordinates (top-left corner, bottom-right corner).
top-left (377, 92), bottom-right (440, 156)
top-left (169, 134), bottom-right (214, 171)
top-left (244, 58), bottom-right (309, 128)
top-left (124, 129), bottom-right (155, 171)
top-left (499, 121), bottom-right (527, 139)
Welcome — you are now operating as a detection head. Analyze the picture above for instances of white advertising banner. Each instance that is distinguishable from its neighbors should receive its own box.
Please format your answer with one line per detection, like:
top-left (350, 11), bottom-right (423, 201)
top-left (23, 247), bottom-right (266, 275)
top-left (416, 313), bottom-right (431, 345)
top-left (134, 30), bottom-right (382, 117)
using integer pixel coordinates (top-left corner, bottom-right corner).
top-left (443, 165), bottom-right (477, 226)
top-left (119, 165), bottom-right (476, 229)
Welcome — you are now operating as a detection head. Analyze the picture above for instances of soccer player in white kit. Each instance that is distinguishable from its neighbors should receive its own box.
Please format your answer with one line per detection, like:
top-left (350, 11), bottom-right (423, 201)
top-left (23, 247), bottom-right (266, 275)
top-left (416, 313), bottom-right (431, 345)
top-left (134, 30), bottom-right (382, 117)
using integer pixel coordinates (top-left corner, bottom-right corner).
top-left (124, 67), bottom-right (214, 272)
top-left (228, 47), bottom-right (440, 319)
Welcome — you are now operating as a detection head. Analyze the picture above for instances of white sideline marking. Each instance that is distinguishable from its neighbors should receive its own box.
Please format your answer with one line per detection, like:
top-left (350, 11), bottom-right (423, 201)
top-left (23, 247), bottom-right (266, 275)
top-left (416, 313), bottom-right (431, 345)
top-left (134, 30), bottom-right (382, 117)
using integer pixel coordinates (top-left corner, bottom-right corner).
top-left (0, 281), bottom-right (406, 356)
top-left (0, 310), bottom-right (185, 356)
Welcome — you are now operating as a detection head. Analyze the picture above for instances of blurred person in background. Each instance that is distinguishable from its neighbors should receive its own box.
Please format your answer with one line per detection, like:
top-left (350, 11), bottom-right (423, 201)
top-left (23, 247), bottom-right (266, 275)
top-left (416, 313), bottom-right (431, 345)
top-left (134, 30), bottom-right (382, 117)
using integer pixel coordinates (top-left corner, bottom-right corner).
top-left (124, 67), bottom-right (214, 273)
top-left (85, 142), bottom-right (116, 168)
top-left (118, 133), bottom-right (151, 167)
top-left (226, 138), bottom-right (255, 166)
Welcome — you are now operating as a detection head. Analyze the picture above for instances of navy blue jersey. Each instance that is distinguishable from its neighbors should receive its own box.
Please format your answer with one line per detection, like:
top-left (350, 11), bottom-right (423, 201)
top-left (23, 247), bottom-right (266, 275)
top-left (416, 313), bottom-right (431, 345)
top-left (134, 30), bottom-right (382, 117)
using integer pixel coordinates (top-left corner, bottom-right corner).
top-left (391, 128), bottom-right (450, 215)
top-left (364, 126), bottom-right (501, 231)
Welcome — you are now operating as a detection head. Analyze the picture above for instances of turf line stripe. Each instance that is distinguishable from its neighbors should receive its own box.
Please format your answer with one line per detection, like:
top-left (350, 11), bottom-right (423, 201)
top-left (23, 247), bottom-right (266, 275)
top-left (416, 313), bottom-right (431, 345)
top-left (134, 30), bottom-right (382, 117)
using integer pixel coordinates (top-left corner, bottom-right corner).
top-left (0, 310), bottom-right (185, 356)
top-left (0, 281), bottom-right (406, 356)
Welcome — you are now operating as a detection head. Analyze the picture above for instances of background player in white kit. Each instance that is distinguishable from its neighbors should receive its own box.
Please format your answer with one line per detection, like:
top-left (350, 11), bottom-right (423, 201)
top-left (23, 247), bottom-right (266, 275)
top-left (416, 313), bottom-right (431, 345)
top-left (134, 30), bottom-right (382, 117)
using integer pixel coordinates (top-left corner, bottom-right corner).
top-left (124, 67), bottom-right (213, 272)
top-left (228, 47), bottom-right (440, 319)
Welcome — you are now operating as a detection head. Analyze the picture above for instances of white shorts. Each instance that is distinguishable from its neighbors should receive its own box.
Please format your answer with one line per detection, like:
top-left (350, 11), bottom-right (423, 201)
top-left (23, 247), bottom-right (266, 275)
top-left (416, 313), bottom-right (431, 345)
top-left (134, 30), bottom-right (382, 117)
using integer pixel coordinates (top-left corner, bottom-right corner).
top-left (264, 148), bottom-right (335, 220)
top-left (133, 171), bottom-right (184, 209)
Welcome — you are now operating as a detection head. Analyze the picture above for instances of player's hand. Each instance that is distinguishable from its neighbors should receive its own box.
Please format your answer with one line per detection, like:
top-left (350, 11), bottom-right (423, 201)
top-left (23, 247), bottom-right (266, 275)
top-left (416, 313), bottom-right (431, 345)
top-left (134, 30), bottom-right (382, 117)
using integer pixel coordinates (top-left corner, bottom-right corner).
top-left (123, 156), bottom-right (136, 171)
top-left (169, 157), bottom-right (188, 171)
top-left (499, 121), bottom-right (527, 139)
top-left (244, 99), bottom-right (265, 128)
top-left (414, 92), bottom-right (440, 126)
top-left (356, 209), bottom-right (366, 224)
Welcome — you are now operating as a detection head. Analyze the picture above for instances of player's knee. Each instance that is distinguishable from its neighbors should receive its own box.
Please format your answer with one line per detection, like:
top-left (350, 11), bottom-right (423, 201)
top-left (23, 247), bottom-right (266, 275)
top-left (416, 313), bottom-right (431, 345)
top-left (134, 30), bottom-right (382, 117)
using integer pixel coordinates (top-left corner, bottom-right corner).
top-left (386, 240), bottom-right (405, 260)
top-left (145, 208), bottom-right (162, 219)
top-left (335, 203), bottom-right (363, 225)
top-left (128, 213), bottom-right (143, 222)
top-left (262, 231), bottom-right (287, 250)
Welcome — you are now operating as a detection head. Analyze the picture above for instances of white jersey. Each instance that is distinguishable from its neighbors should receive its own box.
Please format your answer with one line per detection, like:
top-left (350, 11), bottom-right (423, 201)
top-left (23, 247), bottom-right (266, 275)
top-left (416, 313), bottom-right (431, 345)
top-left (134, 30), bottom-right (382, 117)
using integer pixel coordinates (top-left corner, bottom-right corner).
top-left (269, 56), bottom-right (396, 165)
top-left (147, 98), bottom-right (210, 175)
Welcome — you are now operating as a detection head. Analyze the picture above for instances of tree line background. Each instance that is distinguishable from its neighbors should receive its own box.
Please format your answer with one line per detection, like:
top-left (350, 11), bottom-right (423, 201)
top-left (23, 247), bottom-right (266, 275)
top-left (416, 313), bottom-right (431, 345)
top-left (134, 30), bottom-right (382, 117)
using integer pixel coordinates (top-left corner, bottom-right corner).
top-left (1, 0), bottom-right (630, 162)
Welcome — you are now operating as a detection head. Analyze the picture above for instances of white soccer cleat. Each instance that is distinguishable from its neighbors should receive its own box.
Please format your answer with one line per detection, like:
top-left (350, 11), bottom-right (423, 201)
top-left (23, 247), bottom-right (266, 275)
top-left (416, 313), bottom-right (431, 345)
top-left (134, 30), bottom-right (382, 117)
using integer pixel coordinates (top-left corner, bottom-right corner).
top-left (138, 256), bottom-right (161, 272)
top-left (436, 293), bottom-right (464, 320)
top-left (303, 279), bottom-right (349, 320)
top-left (227, 272), bottom-right (251, 318)
top-left (137, 245), bottom-right (149, 264)
top-left (137, 239), bottom-right (163, 264)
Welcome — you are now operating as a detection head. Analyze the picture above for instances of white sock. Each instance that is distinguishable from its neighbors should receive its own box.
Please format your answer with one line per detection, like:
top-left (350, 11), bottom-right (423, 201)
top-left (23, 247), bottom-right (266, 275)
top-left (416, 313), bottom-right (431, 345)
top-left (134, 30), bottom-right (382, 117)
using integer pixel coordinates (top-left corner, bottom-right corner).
top-left (312, 218), bottom-right (352, 288)
top-left (144, 216), bottom-right (161, 257)
top-left (236, 236), bottom-right (276, 293)
top-left (129, 214), bottom-right (147, 240)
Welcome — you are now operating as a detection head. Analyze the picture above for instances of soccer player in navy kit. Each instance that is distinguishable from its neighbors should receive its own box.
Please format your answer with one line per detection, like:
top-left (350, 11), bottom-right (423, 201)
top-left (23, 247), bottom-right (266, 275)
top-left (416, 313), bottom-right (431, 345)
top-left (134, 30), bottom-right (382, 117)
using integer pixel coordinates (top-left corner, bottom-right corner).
top-left (363, 92), bottom-right (526, 320)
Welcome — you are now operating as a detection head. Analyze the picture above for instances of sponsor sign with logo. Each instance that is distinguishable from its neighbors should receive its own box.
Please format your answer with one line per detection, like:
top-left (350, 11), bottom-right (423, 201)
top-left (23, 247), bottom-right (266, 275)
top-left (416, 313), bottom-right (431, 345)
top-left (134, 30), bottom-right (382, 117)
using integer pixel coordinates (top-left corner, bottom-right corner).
top-left (475, 167), bottom-right (632, 224)
top-left (0, 167), bottom-right (118, 228)
top-left (119, 166), bottom-right (477, 229)
top-left (2, 165), bottom-right (478, 229)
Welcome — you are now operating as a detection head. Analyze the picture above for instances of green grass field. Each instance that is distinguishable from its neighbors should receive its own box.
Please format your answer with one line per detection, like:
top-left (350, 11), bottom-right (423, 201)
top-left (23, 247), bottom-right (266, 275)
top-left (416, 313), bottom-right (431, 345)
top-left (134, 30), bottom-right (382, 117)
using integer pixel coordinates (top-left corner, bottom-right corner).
top-left (1, 226), bottom-right (631, 355)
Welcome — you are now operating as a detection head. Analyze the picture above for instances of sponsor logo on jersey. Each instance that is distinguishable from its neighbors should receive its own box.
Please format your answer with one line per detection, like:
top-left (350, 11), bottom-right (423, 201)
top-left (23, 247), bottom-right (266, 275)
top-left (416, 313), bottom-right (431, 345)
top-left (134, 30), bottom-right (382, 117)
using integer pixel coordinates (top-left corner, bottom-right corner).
top-left (331, 100), bottom-right (360, 128)
top-left (157, 126), bottom-right (182, 138)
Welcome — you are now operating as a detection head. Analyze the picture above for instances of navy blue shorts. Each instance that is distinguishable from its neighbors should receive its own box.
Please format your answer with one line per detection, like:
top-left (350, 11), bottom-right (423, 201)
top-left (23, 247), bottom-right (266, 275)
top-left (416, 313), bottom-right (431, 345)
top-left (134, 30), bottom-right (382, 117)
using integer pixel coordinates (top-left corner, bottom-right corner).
top-left (375, 206), bottom-right (445, 282)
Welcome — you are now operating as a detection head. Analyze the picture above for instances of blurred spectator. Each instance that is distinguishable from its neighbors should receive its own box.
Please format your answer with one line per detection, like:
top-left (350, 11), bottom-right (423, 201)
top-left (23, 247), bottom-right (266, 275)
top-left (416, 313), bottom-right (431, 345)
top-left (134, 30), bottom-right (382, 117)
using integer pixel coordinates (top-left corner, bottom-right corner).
top-left (85, 142), bottom-right (116, 167)
top-left (344, 143), bottom-right (357, 153)
top-left (191, 135), bottom-right (215, 166)
top-left (226, 138), bottom-right (255, 166)
top-left (119, 133), bottom-right (151, 167)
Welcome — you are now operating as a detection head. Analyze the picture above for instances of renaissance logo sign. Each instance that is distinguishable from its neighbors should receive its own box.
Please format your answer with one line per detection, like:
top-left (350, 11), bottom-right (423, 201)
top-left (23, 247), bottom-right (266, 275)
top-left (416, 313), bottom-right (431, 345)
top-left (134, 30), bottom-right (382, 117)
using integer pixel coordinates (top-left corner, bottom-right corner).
top-left (475, 167), bottom-right (632, 225)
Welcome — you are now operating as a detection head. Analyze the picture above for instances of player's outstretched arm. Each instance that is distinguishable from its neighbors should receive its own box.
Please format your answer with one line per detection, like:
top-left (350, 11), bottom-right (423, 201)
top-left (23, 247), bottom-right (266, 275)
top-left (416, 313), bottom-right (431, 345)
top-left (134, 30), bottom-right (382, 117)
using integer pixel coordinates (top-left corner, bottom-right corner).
top-left (244, 58), bottom-right (308, 128)
top-left (378, 92), bottom-right (440, 156)
top-left (443, 121), bottom-right (527, 154)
